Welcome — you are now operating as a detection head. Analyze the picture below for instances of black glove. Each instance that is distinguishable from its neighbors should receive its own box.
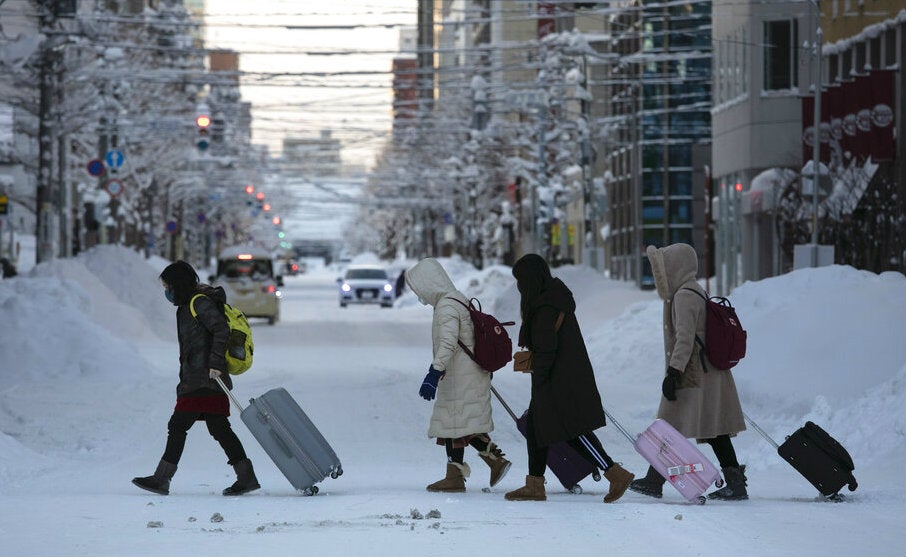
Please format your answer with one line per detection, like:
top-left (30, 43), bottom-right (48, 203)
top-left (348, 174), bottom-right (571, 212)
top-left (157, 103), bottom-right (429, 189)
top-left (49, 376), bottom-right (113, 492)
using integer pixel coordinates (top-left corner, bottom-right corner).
top-left (419, 365), bottom-right (445, 401)
top-left (661, 367), bottom-right (682, 401)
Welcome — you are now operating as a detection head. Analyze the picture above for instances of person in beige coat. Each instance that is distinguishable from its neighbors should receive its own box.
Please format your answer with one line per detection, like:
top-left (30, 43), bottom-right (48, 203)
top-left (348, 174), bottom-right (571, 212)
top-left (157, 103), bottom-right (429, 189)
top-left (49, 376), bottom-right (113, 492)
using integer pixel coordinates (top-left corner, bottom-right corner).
top-left (629, 243), bottom-right (749, 501)
top-left (405, 258), bottom-right (512, 492)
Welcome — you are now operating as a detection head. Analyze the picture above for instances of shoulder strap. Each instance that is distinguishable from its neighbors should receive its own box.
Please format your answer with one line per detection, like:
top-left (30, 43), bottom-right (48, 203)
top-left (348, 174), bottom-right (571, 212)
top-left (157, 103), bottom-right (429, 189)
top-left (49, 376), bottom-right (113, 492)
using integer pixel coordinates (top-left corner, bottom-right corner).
top-left (681, 287), bottom-right (708, 302)
top-left (680, 288), bottom-right (709, 372)
top-left (189, 293), bottom-right (206, 318)
top-left (447, 296), bottom-right (472, 311)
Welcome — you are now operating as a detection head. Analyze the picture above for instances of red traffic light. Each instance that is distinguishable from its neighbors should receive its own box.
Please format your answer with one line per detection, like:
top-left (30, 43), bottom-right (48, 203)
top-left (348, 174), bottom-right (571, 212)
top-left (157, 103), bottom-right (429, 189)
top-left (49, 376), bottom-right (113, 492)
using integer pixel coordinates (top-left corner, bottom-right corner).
top-left (245, 185), bottom-right (255, 194)
top-left (256, 192), bottom-right (265, 201)
top-left (195, 114), bottom-right (211, 128)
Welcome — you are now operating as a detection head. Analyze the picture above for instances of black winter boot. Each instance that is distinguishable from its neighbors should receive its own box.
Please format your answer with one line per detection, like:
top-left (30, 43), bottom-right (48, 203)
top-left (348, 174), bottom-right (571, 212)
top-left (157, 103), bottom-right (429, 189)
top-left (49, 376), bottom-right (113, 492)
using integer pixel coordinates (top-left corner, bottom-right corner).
top-left (628, 465), bottom-right (665, 499)
top-left (223, 458), bottom-right (261, 496)
top-left (708, 465), bottom-right (748, 500)
top-left (132, 460), bottom-right (178, 495)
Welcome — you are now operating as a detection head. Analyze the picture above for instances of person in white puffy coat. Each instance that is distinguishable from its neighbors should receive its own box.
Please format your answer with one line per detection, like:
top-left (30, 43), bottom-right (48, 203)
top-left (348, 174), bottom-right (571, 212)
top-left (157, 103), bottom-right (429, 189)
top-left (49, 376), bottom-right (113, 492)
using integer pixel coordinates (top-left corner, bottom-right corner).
top-left (405, 258), bottom-right (512, 492)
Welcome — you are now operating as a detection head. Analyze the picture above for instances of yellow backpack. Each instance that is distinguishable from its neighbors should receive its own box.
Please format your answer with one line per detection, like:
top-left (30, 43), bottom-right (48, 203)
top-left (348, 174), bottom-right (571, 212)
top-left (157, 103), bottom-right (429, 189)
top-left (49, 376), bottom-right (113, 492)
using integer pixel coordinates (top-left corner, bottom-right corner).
top-left (190, 294), bottom-right (254, 375)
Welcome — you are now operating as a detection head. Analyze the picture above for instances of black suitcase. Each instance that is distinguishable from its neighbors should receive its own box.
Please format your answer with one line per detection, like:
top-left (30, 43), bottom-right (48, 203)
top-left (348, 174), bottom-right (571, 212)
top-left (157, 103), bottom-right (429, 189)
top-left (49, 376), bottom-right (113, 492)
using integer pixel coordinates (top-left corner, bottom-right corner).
top-left (746, 414), bottom-right (857, 500)
top-left (492, 386), bottom-right (600, 494)
top-left (777, 421), bottom-right (858, 498)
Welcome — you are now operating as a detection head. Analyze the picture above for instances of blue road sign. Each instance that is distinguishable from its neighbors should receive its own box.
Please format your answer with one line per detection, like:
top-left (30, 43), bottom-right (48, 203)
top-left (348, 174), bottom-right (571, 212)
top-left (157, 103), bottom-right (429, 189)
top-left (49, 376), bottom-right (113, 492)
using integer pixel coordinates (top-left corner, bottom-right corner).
top-left (86, 159), bottom-right (105, 177)
top-left (105, 149), bottom-right (124, 169)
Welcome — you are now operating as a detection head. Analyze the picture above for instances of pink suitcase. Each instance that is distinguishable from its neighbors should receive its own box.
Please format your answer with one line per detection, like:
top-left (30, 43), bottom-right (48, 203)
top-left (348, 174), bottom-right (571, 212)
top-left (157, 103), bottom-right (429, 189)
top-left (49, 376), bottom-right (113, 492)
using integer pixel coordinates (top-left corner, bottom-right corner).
top-left (606, 411), bottom-right (723, 505)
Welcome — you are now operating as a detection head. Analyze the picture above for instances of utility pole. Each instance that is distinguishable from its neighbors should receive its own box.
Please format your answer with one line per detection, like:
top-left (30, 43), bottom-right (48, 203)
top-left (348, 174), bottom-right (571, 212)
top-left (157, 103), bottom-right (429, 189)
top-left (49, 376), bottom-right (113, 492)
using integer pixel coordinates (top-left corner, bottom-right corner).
top-left (810, 8), bottom-right (823, 268)
top-left (35, 0), bottom-right (58, 264)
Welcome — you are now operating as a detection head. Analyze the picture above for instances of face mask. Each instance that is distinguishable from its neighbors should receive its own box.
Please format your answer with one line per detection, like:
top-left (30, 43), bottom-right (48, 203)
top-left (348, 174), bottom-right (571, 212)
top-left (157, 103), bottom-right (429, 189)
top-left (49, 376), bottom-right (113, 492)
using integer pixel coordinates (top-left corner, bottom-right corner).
top-left (164, 287), bottom-right (176, 304)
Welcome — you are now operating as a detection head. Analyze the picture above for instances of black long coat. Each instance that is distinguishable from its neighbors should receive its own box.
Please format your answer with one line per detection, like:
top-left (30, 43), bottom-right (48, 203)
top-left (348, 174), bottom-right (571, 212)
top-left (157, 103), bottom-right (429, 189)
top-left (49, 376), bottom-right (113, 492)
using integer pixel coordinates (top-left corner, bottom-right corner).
top-left (518, 278), bottom-right (606, 447)
top-left (174, 284), bottom-right (231, 397)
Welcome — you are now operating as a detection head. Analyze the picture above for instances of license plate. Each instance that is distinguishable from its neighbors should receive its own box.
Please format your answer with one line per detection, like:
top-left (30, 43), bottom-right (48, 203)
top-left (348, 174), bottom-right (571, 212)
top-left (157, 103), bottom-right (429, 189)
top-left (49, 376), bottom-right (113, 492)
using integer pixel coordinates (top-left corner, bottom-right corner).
top-left (361, 291), bottom-right (373, 299)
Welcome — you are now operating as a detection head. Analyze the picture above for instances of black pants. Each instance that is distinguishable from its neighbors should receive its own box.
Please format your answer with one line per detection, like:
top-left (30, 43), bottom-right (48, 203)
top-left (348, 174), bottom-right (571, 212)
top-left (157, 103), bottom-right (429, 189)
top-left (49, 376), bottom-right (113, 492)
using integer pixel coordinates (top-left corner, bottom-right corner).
top-left (525, 410), bottom-right (615, 477)
top-left (162, 411), bottom-right (248, 466)
top-left (443, 434), bottom-right (493, 464)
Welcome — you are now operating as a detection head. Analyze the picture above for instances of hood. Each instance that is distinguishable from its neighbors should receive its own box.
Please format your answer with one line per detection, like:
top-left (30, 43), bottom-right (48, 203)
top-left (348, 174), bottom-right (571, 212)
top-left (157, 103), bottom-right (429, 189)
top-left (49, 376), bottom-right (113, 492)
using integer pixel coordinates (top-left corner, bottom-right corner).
top-left (647, 243), bottom-right (698, 301)
top-left (195, 284), bottom-right (227, 304)
top-left (404, 258), bottom-right (456, 306)
top-left (512, 254), bottom-right (576, 313)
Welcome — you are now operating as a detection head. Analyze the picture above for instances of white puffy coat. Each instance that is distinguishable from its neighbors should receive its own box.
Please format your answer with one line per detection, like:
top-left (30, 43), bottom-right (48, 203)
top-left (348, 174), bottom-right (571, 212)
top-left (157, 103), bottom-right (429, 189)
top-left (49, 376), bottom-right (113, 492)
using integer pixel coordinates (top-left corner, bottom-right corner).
top-left (405, 258), bottom-right (494, 439)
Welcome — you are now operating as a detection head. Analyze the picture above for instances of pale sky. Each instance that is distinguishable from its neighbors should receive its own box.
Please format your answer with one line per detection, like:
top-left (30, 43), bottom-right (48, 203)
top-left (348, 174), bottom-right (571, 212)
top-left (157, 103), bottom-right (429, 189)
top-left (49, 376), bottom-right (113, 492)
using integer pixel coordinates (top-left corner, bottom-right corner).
top-left (204, 1), bottom-right (417, 168)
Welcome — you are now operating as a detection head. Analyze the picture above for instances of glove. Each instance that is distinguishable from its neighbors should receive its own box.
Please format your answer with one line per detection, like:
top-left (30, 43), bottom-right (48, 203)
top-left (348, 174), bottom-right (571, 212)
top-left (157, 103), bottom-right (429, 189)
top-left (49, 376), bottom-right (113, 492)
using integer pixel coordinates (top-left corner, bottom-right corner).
top-left (419, 365), bottom-right (445, 401)
top-left (661, 367), bottom-right (681, 401)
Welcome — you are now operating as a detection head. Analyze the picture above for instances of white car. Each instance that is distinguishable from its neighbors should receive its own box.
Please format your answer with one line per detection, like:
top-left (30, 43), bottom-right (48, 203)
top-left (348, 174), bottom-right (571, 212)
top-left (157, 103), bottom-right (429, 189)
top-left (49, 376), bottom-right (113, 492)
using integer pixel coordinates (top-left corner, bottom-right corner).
top-left (337, 265), bottom-right (394, 308)
top-left (210, 246), bottom-right (282, 324)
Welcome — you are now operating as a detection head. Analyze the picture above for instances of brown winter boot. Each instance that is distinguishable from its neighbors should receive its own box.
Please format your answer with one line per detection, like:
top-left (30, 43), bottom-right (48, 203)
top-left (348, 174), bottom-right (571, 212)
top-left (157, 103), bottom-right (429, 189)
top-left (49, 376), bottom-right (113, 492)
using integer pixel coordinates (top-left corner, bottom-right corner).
top-left (426, 461), bottom-right (470, 493)
top-left (504, 475), bottom-right (547, 501)
top-left (478, 443), bottom-right (512, 487)
top-left (602, 464), bottom-right (635, 503)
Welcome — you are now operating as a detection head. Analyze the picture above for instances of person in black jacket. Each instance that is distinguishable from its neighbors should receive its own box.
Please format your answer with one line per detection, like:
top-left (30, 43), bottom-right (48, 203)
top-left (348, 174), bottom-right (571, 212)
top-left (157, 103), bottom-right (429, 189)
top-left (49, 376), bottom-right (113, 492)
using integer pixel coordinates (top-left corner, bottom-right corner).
top-left (132, 260), bottom-right (260, 496)
top-left (504, 254), bottom-right (634, 502)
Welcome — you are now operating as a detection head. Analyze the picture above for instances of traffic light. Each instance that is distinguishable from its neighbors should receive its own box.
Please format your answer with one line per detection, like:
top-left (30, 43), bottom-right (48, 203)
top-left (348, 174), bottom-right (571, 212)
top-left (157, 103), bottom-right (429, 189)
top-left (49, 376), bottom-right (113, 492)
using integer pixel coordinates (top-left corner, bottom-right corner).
top-left (196, 114), bottom-right (211, 151)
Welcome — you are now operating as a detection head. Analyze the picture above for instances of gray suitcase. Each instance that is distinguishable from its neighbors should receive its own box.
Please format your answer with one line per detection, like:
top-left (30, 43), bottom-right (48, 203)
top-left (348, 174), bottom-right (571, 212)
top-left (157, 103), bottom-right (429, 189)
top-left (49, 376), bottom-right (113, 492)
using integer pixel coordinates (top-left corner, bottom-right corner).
top-left (216, 377), bottom-right (343, 495)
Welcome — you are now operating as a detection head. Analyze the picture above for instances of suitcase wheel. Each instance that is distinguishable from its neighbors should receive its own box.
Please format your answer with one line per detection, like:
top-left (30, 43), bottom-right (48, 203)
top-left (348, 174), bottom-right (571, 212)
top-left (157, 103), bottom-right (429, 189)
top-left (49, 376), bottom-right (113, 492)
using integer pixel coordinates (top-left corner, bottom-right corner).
top-left (568, 484), bottom-right (583, 495)
top-left (715, 478), bottom-right (725, 488)
top-left (302, 485), bottom-right (320, 496)
top-left (592, 470), bottom-right (601, 482)
top-left (697, 496), bottom-right (707, 505)
top-left (330, 465), bottom-right (344, 479)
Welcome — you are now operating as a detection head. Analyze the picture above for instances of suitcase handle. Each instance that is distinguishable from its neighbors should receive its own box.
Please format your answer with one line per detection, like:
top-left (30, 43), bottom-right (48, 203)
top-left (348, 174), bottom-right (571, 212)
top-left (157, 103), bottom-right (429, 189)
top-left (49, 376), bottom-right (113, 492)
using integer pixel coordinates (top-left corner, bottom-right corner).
top-left (601, 405), bottom-right (639, 446)
top-left (213, 374), bottom-right (246, 412)
top-left (490, 385), bottom-right (520, 422)
top-left (742, 412), bottom-right (780, 450)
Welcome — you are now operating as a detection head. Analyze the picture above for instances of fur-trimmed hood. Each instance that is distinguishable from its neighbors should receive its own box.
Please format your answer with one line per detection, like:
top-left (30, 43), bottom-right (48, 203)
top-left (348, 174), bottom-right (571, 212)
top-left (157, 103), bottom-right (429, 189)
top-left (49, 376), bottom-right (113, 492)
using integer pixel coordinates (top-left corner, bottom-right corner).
top-left (647, 243), bottom-right (698, 301)
top-left (404, 258), bottom-right (456, 306)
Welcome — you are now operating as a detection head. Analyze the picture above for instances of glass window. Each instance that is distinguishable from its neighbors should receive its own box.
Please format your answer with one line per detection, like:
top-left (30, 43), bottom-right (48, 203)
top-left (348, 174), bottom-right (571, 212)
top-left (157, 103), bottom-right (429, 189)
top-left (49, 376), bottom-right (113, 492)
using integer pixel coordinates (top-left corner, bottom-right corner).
top-left (643, 145), bottom-right (664, 169)
top-left (854, 41), bottom-right (866, 73)
top-left (669, 145), bottom-right (692, 167)
top-left (642, 201), bottom-right (665, 225)
top-left (346, 268), bottom-right (388, 280)
top-left (828, 53), bottom-right (839, 83)
top-left (869, 37), bottom-right (881, 70)
top-left (670, 228), bottom-right (693, 244)
top-left (670, 200), bottom-right (693, 223)
top-left (670, 171), bottom-right (692, 195)
top-left (221, 259), bottom-right (273, 279)
top-left (642, 171), bottom-right (664, 196)
top-left (884, 29), bottom-right (897, 67)
top-left (764, 19), bottom-right (798, 90)
top-left (643, 228), bottom-right (663, 248)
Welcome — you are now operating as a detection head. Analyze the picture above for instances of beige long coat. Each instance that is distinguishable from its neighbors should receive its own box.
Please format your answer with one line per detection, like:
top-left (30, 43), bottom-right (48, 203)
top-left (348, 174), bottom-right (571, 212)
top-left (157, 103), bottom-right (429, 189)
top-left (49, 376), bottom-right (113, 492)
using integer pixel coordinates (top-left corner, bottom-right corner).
top-left (405, 258), bottom-right (493, 439)
top-left (648, 243), bottom-right (746, 441)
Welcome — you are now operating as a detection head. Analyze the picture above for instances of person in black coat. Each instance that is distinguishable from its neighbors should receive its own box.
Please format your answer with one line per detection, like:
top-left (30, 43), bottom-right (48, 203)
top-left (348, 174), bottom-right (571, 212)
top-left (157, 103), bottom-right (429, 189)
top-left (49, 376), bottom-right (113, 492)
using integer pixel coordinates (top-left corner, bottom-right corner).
top-left (504, 254), bottom-right (634, 502)
top-left (132, 260), bottom-right (260, 496)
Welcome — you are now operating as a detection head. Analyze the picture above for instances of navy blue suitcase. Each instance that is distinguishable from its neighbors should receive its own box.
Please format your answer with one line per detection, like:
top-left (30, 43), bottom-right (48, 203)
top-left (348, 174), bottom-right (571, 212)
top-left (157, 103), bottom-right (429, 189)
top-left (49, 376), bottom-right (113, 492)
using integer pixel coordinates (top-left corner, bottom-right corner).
top-left (492, 386), bottom-right (600, 493)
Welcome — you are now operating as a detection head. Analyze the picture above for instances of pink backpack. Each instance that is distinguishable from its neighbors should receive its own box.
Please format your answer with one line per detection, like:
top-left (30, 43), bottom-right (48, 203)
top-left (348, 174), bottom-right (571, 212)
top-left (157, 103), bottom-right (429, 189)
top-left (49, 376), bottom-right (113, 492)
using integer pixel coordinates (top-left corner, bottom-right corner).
top-left (448, 297), bottom-right (515, 373)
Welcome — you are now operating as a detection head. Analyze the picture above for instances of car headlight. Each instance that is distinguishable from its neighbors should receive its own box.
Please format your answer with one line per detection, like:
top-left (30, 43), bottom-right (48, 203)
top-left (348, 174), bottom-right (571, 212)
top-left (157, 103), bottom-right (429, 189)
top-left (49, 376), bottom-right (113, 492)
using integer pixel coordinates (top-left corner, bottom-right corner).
top-left (341, 283), bottom-right (351, 292)
top-left (383, 283), bottom-right (393, 292)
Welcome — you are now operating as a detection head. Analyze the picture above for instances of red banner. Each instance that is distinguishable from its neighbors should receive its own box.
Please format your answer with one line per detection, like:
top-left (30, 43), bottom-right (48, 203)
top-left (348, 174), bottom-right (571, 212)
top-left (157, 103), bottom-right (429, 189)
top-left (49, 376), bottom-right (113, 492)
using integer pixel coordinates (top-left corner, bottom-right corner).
top-left (802, 69), bottom-right (896, 166)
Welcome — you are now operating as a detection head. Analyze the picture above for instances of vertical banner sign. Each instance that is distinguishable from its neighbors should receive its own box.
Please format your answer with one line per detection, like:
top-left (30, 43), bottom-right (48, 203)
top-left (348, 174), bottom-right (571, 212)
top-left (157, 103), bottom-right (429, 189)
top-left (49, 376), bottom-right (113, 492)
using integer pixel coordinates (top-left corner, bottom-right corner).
top-left (803, 69), bottom-right (896, 166)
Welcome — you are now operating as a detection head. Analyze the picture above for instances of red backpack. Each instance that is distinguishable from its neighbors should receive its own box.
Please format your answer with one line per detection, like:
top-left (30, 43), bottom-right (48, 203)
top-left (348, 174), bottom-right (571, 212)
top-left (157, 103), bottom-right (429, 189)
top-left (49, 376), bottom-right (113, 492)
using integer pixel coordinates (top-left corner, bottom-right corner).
top-left (448, 297), bottom-right (515, 373)
top-left (683, 288), bottom-right (747, 371)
